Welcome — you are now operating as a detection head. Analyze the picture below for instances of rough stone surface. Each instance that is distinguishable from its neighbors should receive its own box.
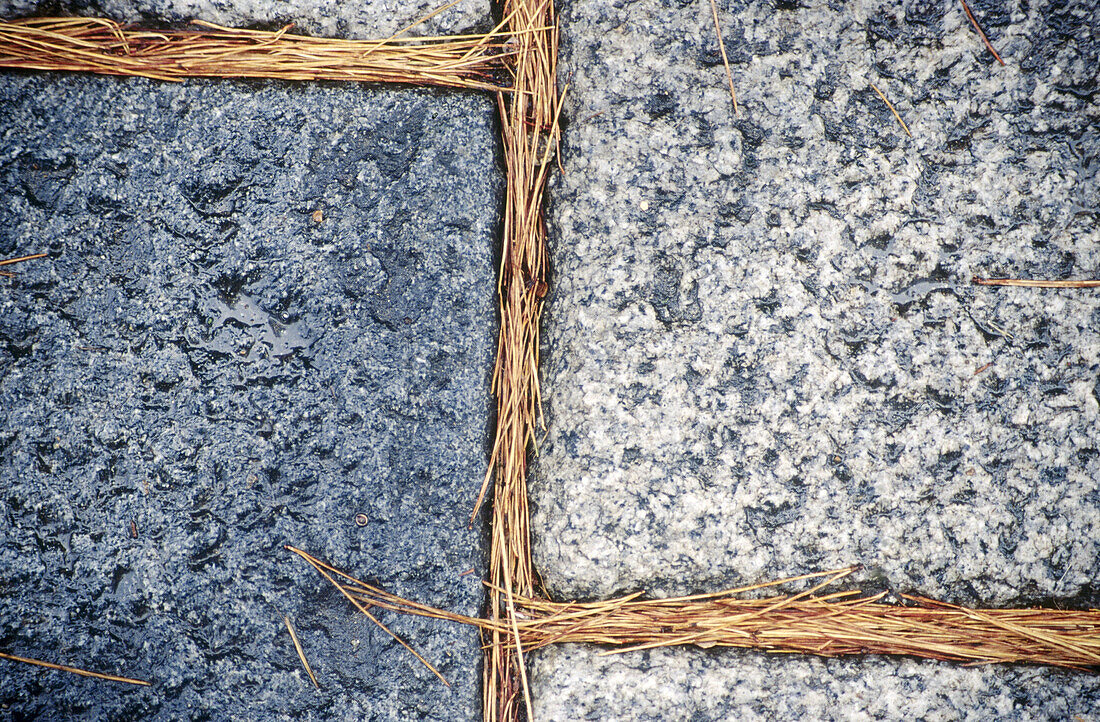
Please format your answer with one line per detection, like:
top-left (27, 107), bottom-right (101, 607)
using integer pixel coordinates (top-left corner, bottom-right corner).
top-left (0, 74), bottom-right (500, 720)
top-left (531, 0), bottom-right (1099, 718)
top-left (536, 0), bottom-right (1099, 604)
top-left (0, 0), bottom-right (491, 38)
top-left (532, 645), bottom-right (1100, 721)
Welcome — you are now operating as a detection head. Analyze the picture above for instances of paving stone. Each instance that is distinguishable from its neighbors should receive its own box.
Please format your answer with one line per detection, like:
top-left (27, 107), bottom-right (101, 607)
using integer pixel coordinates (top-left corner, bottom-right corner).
top-left (532, 645), bottom-right (1099, 722)
top-left (531, 0), bottom-right (1099, 717)
top-left (0, 73), bottom-right (500, 720)
top-left (0, 0), bottom-right (491, 38)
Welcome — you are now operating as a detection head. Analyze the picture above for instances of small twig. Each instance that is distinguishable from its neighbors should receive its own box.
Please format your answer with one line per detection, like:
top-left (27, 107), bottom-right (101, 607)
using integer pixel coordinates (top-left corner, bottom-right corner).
top-left (960, 0), bottom-right (1005, 66)
top-left (283, 615), bottom-right (319, 689)
top-left (709, 0), bottom-right (739, 116)
top-left (0, 651), bottom-right (150, 686)
top-left (869, 82), bottom-right (912, 137)
top-left (972, 277), bottom-right (1100, 288)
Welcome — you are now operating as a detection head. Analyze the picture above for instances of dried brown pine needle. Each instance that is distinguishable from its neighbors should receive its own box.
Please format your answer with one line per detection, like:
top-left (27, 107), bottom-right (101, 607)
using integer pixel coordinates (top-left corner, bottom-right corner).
top-left (869, 81), bottom-right (912, 137)
top-left (960, 0), bottom-right (1006, 66)
top-left (0, 651), bottom-right (150, 686)
top-left (285, 546), bottom-right (451, 687)
top-left (708, 0), bottom-right (738, 116)
top-left (478, 0), bottom-right (561, 718)
top-left (973, 276), bottom-right (1100, 288)
top-left (0, 17), bottom-right (514, 90)
top-left (0, 252), bottom-right (47, 278)
top-left (0, 252), bottom-right (47, 267)
top-left (283, 615), bottom-right (319, 689)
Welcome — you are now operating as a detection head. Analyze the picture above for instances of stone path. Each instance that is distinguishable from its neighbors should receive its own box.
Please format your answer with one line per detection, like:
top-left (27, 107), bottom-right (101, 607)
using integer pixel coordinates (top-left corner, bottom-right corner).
top-left (1, 0), bottom-right (1099, 720)
top-left (531, 0), bottom-right (1099, 718)
top-left (0, 48), bottom-right (499, 722)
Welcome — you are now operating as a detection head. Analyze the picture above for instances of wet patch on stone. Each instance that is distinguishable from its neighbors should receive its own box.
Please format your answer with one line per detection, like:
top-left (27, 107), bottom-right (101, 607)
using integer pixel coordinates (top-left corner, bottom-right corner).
top-left (0, 74), bottom-right (500, 720)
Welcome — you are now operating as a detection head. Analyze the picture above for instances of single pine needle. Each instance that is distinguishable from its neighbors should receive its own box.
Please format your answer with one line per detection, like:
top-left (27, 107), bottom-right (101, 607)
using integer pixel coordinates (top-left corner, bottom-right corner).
top-left (0, 651), bottom-right (150, 686)
top-left (870, 81), bottom-right (912, 137)
top-left (497, 522), bottom-right (533, 717)
top-left (960, 0), bottom-right (1006, 66)
top-left (709, 0), bottom-right (739, 116)
top-left (972, 277), bottom-right (1100, 288)
top-left (0, 253), bottom-right (47, 267)
top-left (385, 0), bottom-right (468, 42)
top-left (283, 616), bottom-right (319, 689)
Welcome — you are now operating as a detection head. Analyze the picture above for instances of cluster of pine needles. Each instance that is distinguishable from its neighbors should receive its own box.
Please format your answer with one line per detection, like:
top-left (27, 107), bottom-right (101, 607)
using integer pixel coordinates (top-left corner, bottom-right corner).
top-left (290, 548), bottom-right (1100, 674)
top-left (472, 0), bottom-right (560, 719)
top-left (0, 14), bottom-right (513, 90)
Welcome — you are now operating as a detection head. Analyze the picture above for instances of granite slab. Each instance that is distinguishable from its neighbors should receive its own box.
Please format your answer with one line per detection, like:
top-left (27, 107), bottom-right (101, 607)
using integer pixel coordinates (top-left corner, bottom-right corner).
top-left (0, 0), bottom-right (491, 38)
top-left (532, 645), bottom-right (1098, 722)
top-left (532, 0), bottom-right (1099, 718)
top-left (0, 74), bottom-right (500, 720)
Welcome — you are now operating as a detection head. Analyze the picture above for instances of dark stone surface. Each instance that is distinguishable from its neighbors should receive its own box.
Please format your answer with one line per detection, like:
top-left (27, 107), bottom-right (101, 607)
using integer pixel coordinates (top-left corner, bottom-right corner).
top-left (0, 73), bottom-right (500, 720)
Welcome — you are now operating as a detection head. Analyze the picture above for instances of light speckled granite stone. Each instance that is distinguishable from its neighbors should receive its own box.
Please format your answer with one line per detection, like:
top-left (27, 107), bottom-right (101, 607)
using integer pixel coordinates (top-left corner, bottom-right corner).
top-left (536, 0), bottom-right (1099, 604)
top-left (532, 0), bottom-right (1099, 718)
top-left (0, 0), bottom-right (490, 37)
top-left (532, 646), bottom-right (1099, 722)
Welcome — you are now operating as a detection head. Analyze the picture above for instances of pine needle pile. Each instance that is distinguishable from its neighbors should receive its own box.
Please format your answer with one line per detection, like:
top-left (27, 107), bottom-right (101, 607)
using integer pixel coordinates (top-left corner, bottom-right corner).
top-left (477, 0), bottom-right (560, 717)
top-left (290, 549), bottom-right (1100, 676)
top-left (0, 16), bottom-right (510, 89)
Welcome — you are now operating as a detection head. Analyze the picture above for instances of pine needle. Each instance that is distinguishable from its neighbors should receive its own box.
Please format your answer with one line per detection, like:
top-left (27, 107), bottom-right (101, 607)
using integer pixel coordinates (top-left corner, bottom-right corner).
top-left (0, 252), bottom-right (47, 278)
top-left (290, 552), bottom-right (1100, 672)
top-left (0, 651), bottom-right (150, 686)
top-left (285, 546), bottom-right (450, 687)
top-left (0, 252), bottom-right (47, 267)
top-left (283, 616), bottom-right (320, 689)
top-left (870, 81), bottom-right (912, 137)
top-left (960, 0), bottom-right (1006, 66)
top-left (477, 1), bottom-right (561, 717)
top-left (0, 17), bottom-right (513, 90)
top-left (973, 277), bottom-right (1100, 288)
top-left (708, 0), bottom-right (738, 116)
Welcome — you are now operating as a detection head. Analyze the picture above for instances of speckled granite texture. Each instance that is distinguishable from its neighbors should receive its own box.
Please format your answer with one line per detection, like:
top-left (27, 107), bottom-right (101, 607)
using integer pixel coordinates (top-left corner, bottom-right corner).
top-left (0, 0), bottom-right (490, 37)
top-left (0, 74), bottom-right (499, 720)
top-left (532, 645), bottom-right (1098, 722)
top-left (536, 0), bottom-right (1099, 603)
top-left (532, 0), bottom-right (1098, 718)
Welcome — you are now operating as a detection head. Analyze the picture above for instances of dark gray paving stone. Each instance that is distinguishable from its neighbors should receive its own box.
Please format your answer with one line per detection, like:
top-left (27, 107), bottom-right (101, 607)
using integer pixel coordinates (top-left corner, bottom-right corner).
top-left (0, 0), bottom-right (491, 38)
top-left (531, 0), bottom-right (1099, 718)
top-left (0, 73), bottom-right (500, 720)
